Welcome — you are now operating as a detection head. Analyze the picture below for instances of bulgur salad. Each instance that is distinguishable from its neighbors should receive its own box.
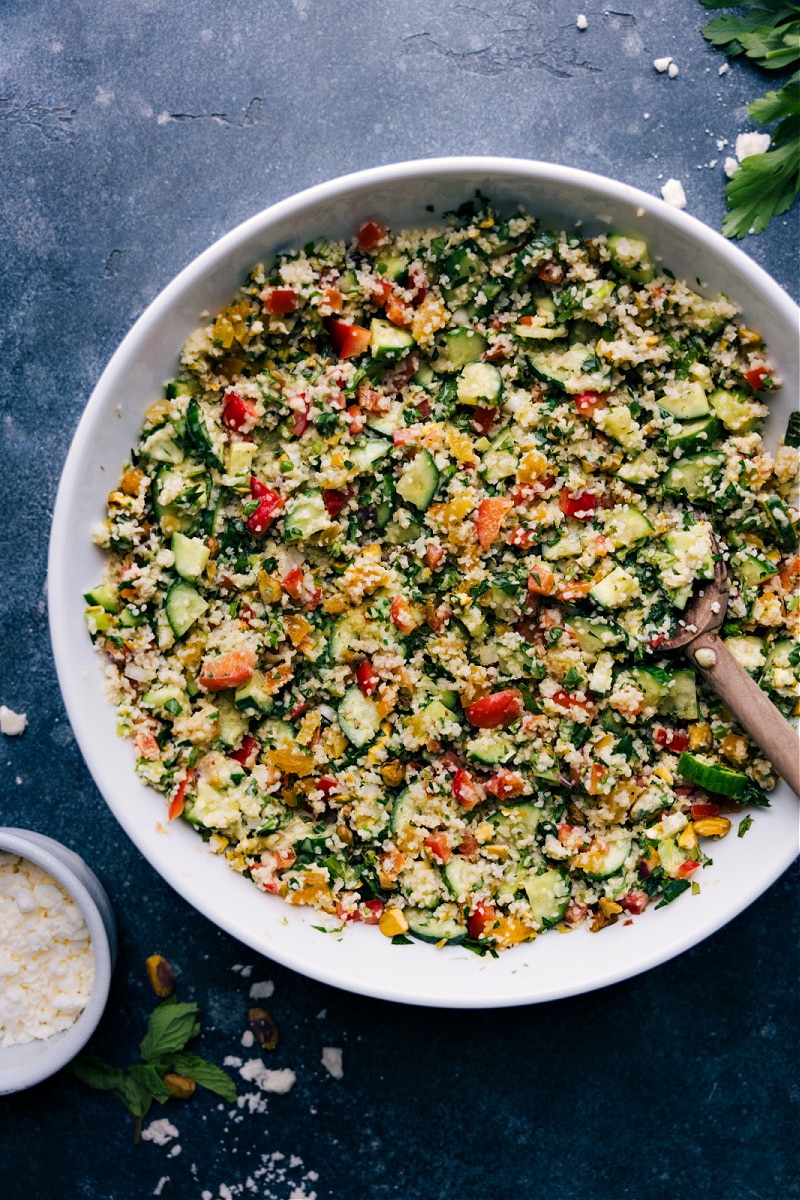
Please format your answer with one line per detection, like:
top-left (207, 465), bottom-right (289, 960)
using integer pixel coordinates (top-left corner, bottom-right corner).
top-left (85, 200), bottom-right (800, 952)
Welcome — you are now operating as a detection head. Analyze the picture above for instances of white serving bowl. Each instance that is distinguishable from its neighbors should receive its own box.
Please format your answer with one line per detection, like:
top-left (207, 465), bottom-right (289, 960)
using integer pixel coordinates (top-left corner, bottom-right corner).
top-left (0, 828), bottom-right (116, 1094)
top-left (48, 157), bottom-right (799, 1008)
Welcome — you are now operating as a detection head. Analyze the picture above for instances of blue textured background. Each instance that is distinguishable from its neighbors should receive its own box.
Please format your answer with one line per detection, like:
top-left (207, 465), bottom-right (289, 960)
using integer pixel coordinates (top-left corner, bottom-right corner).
top-left (1, 3), bottom-right (798, 1197)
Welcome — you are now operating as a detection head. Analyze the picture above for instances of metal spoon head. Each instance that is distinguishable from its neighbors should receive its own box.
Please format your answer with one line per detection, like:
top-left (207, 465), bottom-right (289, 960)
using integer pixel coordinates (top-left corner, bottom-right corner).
top-left (658, 534), bottom-right (730, 652)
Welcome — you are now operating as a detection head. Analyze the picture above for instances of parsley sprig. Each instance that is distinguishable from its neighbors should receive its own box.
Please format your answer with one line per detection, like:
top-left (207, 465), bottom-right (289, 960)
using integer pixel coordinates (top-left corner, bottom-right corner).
top-left (701, 1), bottom-right (800, 237)
top-left (68, 996), bottom-right (236, 1141)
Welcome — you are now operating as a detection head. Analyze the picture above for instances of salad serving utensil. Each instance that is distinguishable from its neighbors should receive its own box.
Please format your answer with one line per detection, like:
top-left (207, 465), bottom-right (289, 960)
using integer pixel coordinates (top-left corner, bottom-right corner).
top-left (660, 542), bottom-right (800, 797)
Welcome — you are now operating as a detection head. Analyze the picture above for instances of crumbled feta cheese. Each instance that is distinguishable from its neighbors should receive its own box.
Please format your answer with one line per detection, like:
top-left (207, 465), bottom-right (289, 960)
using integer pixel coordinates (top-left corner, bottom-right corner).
top-left (653, 56), bottom-right (672, 73)
top-left (724, 156), bottom-right (739, 178)
top-left (0, 706), bottom-right (27, 736)
top-left (576, 13), bottom-right (587, 30)
top-left (321, 1047), bottom-right (343, 1079)
top-left (141, 1118), bottom-right (179, 1146)
top-left (239, 1059), bottom-right (296, 1093)
top-left (0, 856), bottom-right (94, 1046)
top-left (667, 62), bottom-right (679, 78)
top-left (661, 178), bottom-right (687, 209)
top-left (249, 979), bottom-right (275, 1000)
top-left (736, 132), bottom-right (771, 162)
top-left (719, 63), bottom-right (729, 76)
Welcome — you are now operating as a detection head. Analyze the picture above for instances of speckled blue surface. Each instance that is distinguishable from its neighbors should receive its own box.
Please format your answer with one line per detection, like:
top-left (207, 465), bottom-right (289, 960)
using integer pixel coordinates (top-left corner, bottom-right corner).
top-left (1, 3), bottom-right (798, 1197)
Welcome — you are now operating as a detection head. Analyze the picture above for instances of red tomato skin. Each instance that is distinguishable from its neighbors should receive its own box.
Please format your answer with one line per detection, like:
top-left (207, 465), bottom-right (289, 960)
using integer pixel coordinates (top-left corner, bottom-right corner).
top-left (691, 802), bottom-right (720, 820)
top-left (168, 771), bottom-right (193, 821)
top-left (230, 734), bottom-right (260, 766)
top-left (468, 900), bottom-right (497, 940)
top-left (476, 496), bottom-right (514, 550)
top-left (362, 899), bottom-right (384, 924)
top-left (423, 834), bottom-right (451, 864)
top-left (223, 392), bottom-right (259, 430)
top-left (322, 489), bottom-right (349, 516)
top-left (247, 488), bottom-right (282, 534)
top-left (452, 767), bottom-right (482, 811)
top-left (551, 689), bottom-right (592, 713)
top-left (262, 287), bottom-right (297, 314)
top-left (675, 859), bottom-right (700, 879)
top-left (574, 391), bottom-right (608, 418)
top-left (559, 489), bottom-right (596, 521)
top-left (326, 318), bottom-right (371, 359)
top-left (465, 689), bottom-right (524, 729)
top-left (356, 660), bottom-right (379, 697)
top-left (484, 768), bottom-right (525, 798)
top-left (357, 221), bottom-right (387, 251)
top-left (471, 406), bottom-right (496, 435)
top-left (744, 365), bottom-right (772, 390)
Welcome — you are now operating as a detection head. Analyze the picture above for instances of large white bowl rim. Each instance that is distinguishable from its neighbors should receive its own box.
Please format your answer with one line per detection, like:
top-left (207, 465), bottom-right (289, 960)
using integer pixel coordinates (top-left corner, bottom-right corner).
top-left (48, 157), bottom-right (800, 1008)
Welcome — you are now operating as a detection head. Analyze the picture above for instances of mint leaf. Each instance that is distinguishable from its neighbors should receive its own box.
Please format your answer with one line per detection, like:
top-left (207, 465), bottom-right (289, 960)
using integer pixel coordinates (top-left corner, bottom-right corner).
top-left (129, 1063), bottom-right (172, 1106)
top-left (139, 998), bottom-right (201, 1063)
top-left (167, 1052), bottom-right (237, 1103)
top-left (68, 1056), bottom-right (156, 1120)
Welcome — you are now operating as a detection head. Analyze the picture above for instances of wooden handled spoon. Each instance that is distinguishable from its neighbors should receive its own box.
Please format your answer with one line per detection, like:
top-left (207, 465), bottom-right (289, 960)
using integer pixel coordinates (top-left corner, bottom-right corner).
top-left (661, 542), bottom-right (800, 797)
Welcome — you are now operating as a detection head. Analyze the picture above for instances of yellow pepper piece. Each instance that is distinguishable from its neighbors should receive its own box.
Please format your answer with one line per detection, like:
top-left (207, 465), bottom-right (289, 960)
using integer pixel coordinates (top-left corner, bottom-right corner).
top-left (295, 710), bottom-right (321, 747)
top-left (517, 449), bottom-right (549, 482)
top-left (285, 614), bottom-right (312, 646)
top-left (267, 747), bottom-right (315, 777)
top-left (446, 427), bottom-right (477, 464)
top-left (379, 908), bottom-right (409, 938)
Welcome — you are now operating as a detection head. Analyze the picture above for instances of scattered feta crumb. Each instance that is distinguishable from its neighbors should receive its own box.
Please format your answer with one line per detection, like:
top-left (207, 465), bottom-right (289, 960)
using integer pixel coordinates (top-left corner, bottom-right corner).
top-left (141, 1118), bottom-right (179, 1146)
top-left (321, 1047), bottom-right (343, 1079)
top-left (719, 63), bottom-right (729, 75)
top-left (241, 1028), bottom-right (255, 1048)
top-left (224, 1055), bottom-right (243, 1068)
top-left (643, 113), bottom-right (650, 120)
top-left (168, 1145), bottom-right (182, 1158)
top-left (153, 1178), bottom-right (170, 1197)
top-left (653, 56), bottom-right (672, 73)
top-left (239, 1058), bottom-right (296, 1094)
top-left (0, 706), bottom-right (27, 737)
top-left (576, 13), bottom-right (587, 30)
top-left (668, 62), bottom-right (679, 78)
top-left (316, 1009), bottom-right (327, 1020)
top-left (249, 980), bottom-right (275, 1000)
top-left (736, 131), bottom-right (771, 162)
top-left (724, 156), bottom-right (739, 178)
top-left (716, 138), bottom-right (728, 150)
top-left (661, 178), bottom-right (687, 209)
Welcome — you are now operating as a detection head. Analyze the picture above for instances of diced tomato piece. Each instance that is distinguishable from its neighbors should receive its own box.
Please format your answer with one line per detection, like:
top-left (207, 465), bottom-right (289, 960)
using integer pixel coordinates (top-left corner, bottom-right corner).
top-left (316, 776), bottom-right (339, 795)
top-left (290, 396), bottom-right (310, 437)
top-left (425, 541), bottom-right (445, 569)
top-left (476, 496), bottom-right (514, 550)
top-left (335, 900), bottom-right (362, 923)
top-left (370, 279), bottom-right (393, 305)
top-left (452, 767), bottom-right (483, 811)
top-left (167, 771), bottom-right (193, 821)
top-left (247, 486), bottom-right (283, 534)
top-left (574, 391), bottom-right (608, 418)
top-left (200, 647), bottom-right (256, 691)
top-left (230, 734), bottom-right (260, 766)
top-left (551, 688), bottom-right (592, 713)
top-left (485, 768), bottom-right (525, 798)
top-left (468, 900), bottom-right (497, 940)
top-left (322, 287), bottom-right (343, 313)
top-left (618, 890), bottom-right (649, 915)
top-left (347, 404), bottom-right (366, 435)
top-left (362, 899), bottom-right (384, 924)
top-left (262, 287), bottom-right (298, 314)
top-left (527, 564), bottom-right (556, 595)
top-left (356, 660), bottom-right (379, 697)
top-left (655, 728), bottom-right (689, 752)
top-left (393, 427), bottom-right (419, 446)
top-left (423, 833), bottom-right (452, 864)
top-left (559, 488), bottom-right (596, 521)
top-left (415, 397), bottom-right (431, 419)
top-left (537, 261), bottom-right (563, 283)
top-left (565, 900), bottom-right (588, 927)
top-left (250, 475), bottom-right (270, 498)
top-left (744, 364), bottom-right (772, 390)
top-left (386, 294), bottom-right (413, 328)
top-left (586, 762), bottom-right (608, 795)
top-left (222, 391), bottom-right (259, 431)
top-left (288, 697), bottom-right (308, 721)
top-left (507, 526), bottom-right (536, 550)
top-left (470, 406), bottom-right (496, 435)
top-left (465, 689), bottom-right (524, 729)
top-left (357, 221), bottom-right (387, 252)
top-left (691, 802), bottom-right (720, 820)
top-left (281, 566), bottom-right (320, 609)
top-left (389, 595), bottom-right (417, 633)
top-left (322, 488), bottom-right (350, 516)
top-left (326, 318), bottom-right (371, 359)
top-left (675, 859), bottom-right (700, 879)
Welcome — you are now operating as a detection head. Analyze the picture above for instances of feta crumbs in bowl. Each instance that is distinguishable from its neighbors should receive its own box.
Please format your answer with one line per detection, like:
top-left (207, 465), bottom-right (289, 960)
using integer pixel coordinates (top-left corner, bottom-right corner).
top-left (0, 829), bottom-right (116, 1094)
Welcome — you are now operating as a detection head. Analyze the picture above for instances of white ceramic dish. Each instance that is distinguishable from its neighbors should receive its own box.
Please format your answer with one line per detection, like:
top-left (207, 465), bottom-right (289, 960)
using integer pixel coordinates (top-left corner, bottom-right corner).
top-left (48, 157), bottom-right (799, 1008)
top-left (0, 828), bottom-right (116, 1094)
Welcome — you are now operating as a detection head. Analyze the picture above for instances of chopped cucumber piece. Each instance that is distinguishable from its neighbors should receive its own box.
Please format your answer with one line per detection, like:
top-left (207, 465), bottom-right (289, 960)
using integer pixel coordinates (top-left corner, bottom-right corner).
top-left (406, 907), bottom-right (467, 945)
top-left (234, 669), bottom-right (277, 715)
top-left (658, 381), bottom-right (710, 420)
top-left (396, 449), bottom-right (439, 511)
top-left (616, 449), bottom-right (660, 487)
top-left (661, 452), bottom-right (725, 502)
top-left (456, 361), bottom-right (503, 407)
top-left (520, 867), bottom-right (571, 926)
top-left (709, 388), bottom-right (764, 433)
top-left (666, 415), bottom-right (720, 456)
top-left (443, 857), bottom-right (485, 903)
top-left (433, 328), bottom-right (487, 372)
top-left (284, 489), bottom-right (333, 542)
top-left (513, 320), bottom-right (568, 341)
top-left (171, 532), bottom-right (210, 582)
top-left (83, 583), bottom-right (120, 613)
top-left (607, 234), bottom-right (653, 283)
top-left (140, 684), bottom-right (187, 717)
top-left (480, 427), bottom-right (518, 484)
top-left (631, 666), bottom-right (669, 709)
top-left (465, 731), bottom-right (514, 765)
top-left (589, 566), bottom-right (640, 609)
top-left (369, 318), bottom-right (415, 362)
top-left (760, 495), bottom-right (798, 551)
top-left (574, 835), bottom-right (632, 879)
top-left (165, 580), bottom-right (208, 638)
top-left (657, 668), bottom-right (699, 720)
top-left (677, 752), bottom-right (748, 798)
top-left (602, 506), bottom-right (653, 549)
top-left (338, 686), bottom-right (381, 747)
top-left (186, 397), bottom-right (224, 468)
top-left (567, 616), bottom-right (625, 657)
top-left (216, 694), bottom-right (249, 748)
top-left (527, 342), bottom-right (612, 394)
top-left (736, 554), bottom-right (778, 588)
top-left (348, 438), bottom-right (393, 475)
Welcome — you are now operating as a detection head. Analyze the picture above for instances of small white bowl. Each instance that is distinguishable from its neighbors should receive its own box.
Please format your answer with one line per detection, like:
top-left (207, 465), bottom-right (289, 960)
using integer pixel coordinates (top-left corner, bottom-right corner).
top-left (0, 828), bottom-right (116, 1095)
top-left (48, 158), bottom-right (800, 1007)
